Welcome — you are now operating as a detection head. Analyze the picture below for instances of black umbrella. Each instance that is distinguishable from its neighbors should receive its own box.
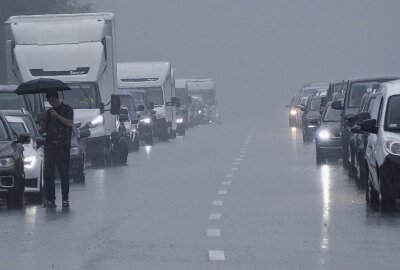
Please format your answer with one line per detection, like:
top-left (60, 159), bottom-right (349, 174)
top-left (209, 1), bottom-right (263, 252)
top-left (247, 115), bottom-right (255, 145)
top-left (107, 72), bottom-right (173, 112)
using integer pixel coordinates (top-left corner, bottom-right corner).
top-left (14, 78), bottom-right (71, 95)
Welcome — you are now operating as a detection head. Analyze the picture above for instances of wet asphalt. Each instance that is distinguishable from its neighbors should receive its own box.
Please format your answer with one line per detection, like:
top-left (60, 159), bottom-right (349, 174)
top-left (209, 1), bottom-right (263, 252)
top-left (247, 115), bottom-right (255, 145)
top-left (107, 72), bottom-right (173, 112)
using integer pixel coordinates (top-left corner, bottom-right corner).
top-left (1, 112), bottom-right (400, 270)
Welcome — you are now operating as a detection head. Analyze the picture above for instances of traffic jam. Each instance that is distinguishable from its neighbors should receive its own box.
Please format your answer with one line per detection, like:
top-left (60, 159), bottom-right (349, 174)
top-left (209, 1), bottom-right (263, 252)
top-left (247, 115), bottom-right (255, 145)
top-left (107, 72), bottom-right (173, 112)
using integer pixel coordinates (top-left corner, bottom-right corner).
top-left (0, 13), bottom-right (219, 208)
top-left (288, 78), bottom-right (400, 212)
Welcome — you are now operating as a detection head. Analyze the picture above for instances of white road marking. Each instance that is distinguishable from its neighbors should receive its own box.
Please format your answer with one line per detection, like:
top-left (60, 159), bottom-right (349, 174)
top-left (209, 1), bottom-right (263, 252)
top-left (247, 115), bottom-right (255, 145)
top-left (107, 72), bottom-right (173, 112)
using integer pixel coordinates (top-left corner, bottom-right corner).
top-left (230, 167), bottom-right (238, 171)
top-left (241, 151), bottom-right (246, 154)
top-left (225, 173), bottom-right (234, 178)
top-left (218, 190), bottom-right (228, 195)
top-left (232, 161), bottom-right (240, 165)
top-left (239, 154), bottom-right (246, 158)
top-left (213, 200), bottom-right (224, 206)
top-left (222, 181), bottom-right (232, 186)
top-left (209, 250), bottom-right (225, 261)
top-left (207, 229), bottom-right (221, 237)
top-left (236, 158), bottom-right (242, 161)
top-left (209, 213), bottom-right (221, 220)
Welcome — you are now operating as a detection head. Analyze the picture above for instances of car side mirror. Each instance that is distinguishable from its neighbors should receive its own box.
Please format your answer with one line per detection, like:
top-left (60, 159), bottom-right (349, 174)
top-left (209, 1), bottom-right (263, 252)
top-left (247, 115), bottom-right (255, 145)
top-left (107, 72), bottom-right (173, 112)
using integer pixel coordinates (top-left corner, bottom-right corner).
top-left (99, 102), bottom-right (105, 114)
top-left (110, 95), bottom-right (121, 115)
top-left (35, 137), bottom-right (45, 148)
top-left (79, 128), bottom-right (91, 139)
top-left (16, 132), bottom-right (31, 144)
top-left (331, 100), bottom-right (344, 110)
top-left (148, 102), bottom-right (155, 110)
top-left (131, 119), bottom-right (139, 124)
top-left (300, 107), bottom-right (306, 112)
top-left (350, 125), bottom-right (363, 134)
top-left (345, 114), bottom-right (357, 127)
top-left (360, 119), bottom-right (378, 134)
top-left (74, 122), bottom-right (82, 129)
top-left (356, 112), bottom-right (371, 123)
top-left (137, 105), bottom-right (144, 111)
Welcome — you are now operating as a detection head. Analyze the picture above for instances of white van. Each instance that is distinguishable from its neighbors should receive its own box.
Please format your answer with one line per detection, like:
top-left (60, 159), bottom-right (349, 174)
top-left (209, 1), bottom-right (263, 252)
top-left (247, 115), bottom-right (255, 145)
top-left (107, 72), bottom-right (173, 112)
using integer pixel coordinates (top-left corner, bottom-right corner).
top-left (5, 13), bottom-right (125, 165)
top-left (362, 80), bottom-right (400, 211)
top-left (117, 62), bottom-right (178, 141)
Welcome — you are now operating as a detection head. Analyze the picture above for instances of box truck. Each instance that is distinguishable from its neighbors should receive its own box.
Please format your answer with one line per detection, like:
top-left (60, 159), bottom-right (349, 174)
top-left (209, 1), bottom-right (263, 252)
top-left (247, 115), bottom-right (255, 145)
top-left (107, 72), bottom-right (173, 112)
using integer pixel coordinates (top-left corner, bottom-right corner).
top-left (187, 78), bottom-right (218, 123)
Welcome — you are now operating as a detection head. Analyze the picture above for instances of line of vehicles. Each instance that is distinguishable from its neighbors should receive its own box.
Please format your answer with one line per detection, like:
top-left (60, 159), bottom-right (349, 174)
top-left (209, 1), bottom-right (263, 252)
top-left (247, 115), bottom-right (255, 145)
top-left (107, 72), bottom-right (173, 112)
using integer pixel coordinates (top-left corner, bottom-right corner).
top-left (288, 77), bottom-right (400, 212)
top-left (0, 12), bottom-right (219, 208)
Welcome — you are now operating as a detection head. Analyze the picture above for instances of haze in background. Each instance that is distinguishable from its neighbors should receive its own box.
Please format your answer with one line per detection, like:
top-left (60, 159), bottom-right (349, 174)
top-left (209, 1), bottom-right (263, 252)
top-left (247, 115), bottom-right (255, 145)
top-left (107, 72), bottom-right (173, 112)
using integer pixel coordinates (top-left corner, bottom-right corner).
top-left (83, 0), bottom-right (400, 122)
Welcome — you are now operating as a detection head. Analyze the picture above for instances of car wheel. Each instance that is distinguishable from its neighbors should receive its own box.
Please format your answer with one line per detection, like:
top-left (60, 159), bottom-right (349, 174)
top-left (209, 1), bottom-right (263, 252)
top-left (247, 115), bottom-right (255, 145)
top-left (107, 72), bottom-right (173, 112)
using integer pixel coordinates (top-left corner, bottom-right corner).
top-left (359, 160), bottom-right (368, 189)
top-left (73, 166), bottom-right (86, 183)
top-left (379, 175), bottom-right (395, 212)
top-left (7, 188), bottom-right (24, 209)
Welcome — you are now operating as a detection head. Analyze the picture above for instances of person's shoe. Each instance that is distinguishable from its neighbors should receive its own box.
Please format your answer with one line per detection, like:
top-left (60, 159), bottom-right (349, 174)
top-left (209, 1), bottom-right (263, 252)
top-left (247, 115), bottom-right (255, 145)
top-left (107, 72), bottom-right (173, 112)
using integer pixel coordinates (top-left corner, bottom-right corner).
top-left (44, 200), bottom-right (57, 208)
top-left (62, 200), bottom-right (70, 208)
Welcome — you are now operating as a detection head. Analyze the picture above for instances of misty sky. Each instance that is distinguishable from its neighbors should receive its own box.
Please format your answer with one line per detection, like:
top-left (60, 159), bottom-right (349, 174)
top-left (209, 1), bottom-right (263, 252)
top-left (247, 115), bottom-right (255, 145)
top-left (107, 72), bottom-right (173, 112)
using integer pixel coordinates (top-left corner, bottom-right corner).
top-left (83, 0), bottom-right (400, 121)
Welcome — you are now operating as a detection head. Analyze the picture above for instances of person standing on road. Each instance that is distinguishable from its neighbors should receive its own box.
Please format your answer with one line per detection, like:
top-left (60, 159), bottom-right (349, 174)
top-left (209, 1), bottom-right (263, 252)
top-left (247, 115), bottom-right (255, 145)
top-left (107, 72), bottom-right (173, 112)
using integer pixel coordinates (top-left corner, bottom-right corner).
top-left (41, 91), bottom-right (74, 208)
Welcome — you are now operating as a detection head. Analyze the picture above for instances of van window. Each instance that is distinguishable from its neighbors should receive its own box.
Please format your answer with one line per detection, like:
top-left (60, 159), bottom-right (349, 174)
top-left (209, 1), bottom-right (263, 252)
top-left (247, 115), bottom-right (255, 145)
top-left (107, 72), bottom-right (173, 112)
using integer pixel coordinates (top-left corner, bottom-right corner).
top-left (377, 98), bottom-right (384, 126)
top-left (385, 95), bottom-right (400, 132)
top-left (0, 92), bottom-right (26, 110)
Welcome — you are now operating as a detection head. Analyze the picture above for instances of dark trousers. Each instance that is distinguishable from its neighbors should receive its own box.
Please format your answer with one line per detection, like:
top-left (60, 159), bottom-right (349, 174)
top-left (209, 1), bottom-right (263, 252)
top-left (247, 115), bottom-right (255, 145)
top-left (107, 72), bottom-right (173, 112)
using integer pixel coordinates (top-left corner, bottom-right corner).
top-left (44, 146), bottom-right (70, 201)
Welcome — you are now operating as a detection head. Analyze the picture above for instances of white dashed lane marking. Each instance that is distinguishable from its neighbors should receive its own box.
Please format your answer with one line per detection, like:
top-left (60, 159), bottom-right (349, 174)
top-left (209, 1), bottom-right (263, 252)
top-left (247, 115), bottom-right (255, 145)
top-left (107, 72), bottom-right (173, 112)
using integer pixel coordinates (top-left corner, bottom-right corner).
top-left (222, 181), bottom-right (232, 186)
top-left (225, 173), bottom-right (234, 178)
top-left (218, 190), bottom-right (228, 195)
top-left (230, 167), bottom-right (238, 171)
top-left (209, 250), bottom-right (225, 261)
top-left (232, 161), bottom-right (240, 165)
top-left (213, 200), bottom-right (224, 206)
top-left (207, 229), bottom-right (221, 237)
top-left (209, 213), bottom-right (221, 220)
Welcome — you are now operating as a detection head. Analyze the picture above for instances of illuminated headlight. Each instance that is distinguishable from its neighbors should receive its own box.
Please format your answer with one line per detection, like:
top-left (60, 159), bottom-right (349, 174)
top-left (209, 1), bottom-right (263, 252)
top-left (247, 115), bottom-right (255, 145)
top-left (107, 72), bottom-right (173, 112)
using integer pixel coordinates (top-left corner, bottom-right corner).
top-left (88, 115), bottom-right (104, 128)
top-left (176, 118), bottom-right (183, 124)
top-left (24, 156), bottom-right (36, 169)
top-left (140, 117), bottom-right (152, 124)
top-left (156, 113), bottom-right (165, 120)
top-left (0, 157), bottom-right (15, 168)
top-left (318, 130), bottom-right (331, 140)
top-left (385, 139), bottom-right (400, 155)
top-left (198, 110), bottom-right (202, 114)
top-left (290, 109), bottom-right (297, 116)
top-left (70, 147), bottom-right (80, 156)
top-left (308, 125), bottom-right (317, 128)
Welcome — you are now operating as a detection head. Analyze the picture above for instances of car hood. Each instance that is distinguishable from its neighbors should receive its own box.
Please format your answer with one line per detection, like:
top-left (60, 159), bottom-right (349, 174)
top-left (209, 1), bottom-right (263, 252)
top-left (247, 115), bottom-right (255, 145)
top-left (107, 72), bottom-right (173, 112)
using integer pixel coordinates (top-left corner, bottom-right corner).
top-left (0, 142), bottom-right (15, 158)
top-left (153, 106), bottom-right (166, 115)
top-left (385, 131), bottom-right (400, 141)
top-left (319, 122), bottom-right (341, 136)
top-left (73, 109), bottom-right (101, 127)
top-left (306, 111), bottom-right (321, 120)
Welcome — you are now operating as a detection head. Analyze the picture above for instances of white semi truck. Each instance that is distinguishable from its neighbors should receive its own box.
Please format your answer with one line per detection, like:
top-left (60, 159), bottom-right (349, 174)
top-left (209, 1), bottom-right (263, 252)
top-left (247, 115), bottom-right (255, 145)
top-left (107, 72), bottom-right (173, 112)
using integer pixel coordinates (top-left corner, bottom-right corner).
top-left (5, 13), bottom-right (127, 166)
top-left (117, 62), bottom-right (178, 141)
top-left (187, 78), bottom-right (218, 123)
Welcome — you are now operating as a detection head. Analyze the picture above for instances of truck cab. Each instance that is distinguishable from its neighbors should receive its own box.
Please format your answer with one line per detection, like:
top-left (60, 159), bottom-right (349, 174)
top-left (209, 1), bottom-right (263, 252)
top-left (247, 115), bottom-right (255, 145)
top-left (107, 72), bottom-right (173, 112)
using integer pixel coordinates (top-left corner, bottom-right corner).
top-left (187, 78), bottom-right (218, 124)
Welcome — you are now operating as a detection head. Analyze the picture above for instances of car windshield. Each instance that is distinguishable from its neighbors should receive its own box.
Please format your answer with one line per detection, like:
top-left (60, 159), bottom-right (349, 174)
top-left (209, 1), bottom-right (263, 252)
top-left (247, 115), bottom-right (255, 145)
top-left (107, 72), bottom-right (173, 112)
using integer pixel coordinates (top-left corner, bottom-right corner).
top-left (291, 96), bottom-right (302, 106)
top-left (300, 97), bottom-right (308, 106)
top-left (309, 98), bottom-right (321, 111)
top-left (348, 81), bottom-right (381, 108)
top-left (146, 87), bottom-right (164, 106)
top-left (0, 120), bottom-right (10, 141)
top-left (120, 96), bottom-right (134, 111)
top-left (333, 83), bottom-right (347, 93)
top-left (302, 88), bottom-right (317, 95)
top-left (175, 88), bottom-right (187, 104)
top-left (9, 122), bottom-right (27, 134)
top-left (0, 92), bottom-right (26, 110)
top-left (63, 83), bottom-right (99, 109)
top-left (189, 91), bottom-right (215, 105)
top-left (385, 95), bottom-right (400, 132)
top-left (323, 106), bottom-right (341, 122)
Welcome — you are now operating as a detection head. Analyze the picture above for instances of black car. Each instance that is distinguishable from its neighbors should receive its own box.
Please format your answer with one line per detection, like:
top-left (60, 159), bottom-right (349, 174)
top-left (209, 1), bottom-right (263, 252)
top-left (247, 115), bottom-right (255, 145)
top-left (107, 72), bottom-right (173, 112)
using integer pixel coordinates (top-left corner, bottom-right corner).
top-left (286, 95), bottom-right (302, 127)
top-left (0, 112), bottom-right (30, 208)
top-left (301, 96), bottom-right (324, 142)
top-left (315, 103), bottom-right (342, 164)
top-left (332, 77), bottom-right (399, 169)
top-left (69, 125), bottom-right (90, 182)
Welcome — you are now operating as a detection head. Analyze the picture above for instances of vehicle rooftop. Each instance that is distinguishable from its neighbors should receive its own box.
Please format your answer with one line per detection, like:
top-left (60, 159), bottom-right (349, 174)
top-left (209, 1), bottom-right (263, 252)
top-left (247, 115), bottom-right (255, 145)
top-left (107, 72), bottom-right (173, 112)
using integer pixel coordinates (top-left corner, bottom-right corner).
top-left (0, 85), bottom-right (18, 92)
top-left (6, 13), bottom-right (114, 23)
top-left (118, 62), bottom-right (171, 88)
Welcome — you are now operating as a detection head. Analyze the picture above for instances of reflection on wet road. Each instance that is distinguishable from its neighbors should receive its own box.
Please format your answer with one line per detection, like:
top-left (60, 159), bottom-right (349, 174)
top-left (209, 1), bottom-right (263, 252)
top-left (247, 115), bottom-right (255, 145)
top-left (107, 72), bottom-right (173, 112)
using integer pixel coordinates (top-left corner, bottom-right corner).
top-left (1, 117), bottom-right (400, 270)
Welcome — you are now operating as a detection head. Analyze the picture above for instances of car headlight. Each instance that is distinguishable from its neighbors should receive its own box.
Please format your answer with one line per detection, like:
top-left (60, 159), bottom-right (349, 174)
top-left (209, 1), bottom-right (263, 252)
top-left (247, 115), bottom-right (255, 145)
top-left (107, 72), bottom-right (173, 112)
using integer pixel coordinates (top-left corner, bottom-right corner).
top-left (140, 117), bottom-right (152, 124)
top-left (156, 113), bottom-right (165, 120)
top-left (290, 109), bottom-right (297, 116)
top-left (385, 139), bottom-right (400, 155)
top-left (70, 147), bottom-right (80, 156)
top-left (24, 156), bottom-right (37, 169)
top-left (198, 110), bottom-right (202, 114)
top-left (0, 157), bottom-right (15, 168)
top-left (176, 118), bottom-right (183, 124)
top-left (88, 115), bottom-right (104, 128)
top-left (318, 130), bottom-right (331, 140)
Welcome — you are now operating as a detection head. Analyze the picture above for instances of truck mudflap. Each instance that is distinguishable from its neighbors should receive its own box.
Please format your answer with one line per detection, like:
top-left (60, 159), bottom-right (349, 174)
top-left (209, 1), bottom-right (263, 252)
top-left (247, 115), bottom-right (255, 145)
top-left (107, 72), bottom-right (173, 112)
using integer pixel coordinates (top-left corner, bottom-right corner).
top-left (380, 154), bottom-right (400, 198)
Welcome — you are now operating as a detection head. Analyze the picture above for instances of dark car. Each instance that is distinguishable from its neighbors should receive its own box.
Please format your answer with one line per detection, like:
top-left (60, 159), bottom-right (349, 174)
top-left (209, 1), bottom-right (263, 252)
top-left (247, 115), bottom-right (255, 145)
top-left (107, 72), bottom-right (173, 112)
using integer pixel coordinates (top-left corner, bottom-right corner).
top-left (332, 77), bottom-right (399, 169)
top-left (301, 96), bottom-right (324, 142)
top-left (0, 112), bottom-right (30, 208)
top-left (0, 85), bottom-right (45, 125)
top-left (121, 89), bottom-right (154, 145)
top-left (69, 125), bottom-right (90, 182)
top-left (315, 103), bottom-right (342, 164)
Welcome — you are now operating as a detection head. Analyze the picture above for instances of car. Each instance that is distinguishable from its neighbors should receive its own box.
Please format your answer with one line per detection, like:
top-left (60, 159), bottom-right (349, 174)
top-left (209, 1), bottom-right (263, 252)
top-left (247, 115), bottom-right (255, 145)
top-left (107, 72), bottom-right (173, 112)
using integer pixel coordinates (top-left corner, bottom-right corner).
top-left (189, 96), bottom-right (206, 127)
top-left (69, 124), bottom-right (90, 182)
top-left (361, 80), bottom-right (400, 211)
top-left (116, 92), bottom-right (142, 152)
top-left (315, 102), bottom-right (343, 164)
top-left (301, 96), bottom-right (324, 142)
top-left (286, 95), bottom-right (302, 127)
top-left (326, 81), bottom-right (348, 102)
top-left (332, 77), bottom-right (399, 169)
top-left (349, 92), bottom-right (377, 187)
top-left (296, 95), bottom-right (310, 127)
top-left (4, 112), bottom-right (44, 203)
top-left (0, 112), bottom-right (30, 208)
